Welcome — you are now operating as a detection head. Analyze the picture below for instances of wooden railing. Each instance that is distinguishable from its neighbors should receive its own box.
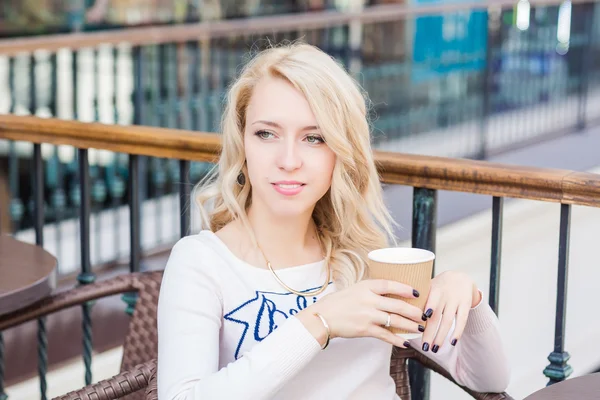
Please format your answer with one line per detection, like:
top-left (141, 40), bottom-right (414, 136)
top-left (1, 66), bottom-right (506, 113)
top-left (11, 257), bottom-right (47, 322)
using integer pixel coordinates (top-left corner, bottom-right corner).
top-left (0, 0), bottom-right (594, 56)
top-left (2, 115), bottom-right (599, 206)
top-left (1, 116), bottom-right (600, 399)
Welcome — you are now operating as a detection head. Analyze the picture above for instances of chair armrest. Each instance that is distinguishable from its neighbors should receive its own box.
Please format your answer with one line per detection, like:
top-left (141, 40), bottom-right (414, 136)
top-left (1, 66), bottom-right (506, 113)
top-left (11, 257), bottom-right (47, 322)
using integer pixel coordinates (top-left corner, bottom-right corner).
top-left (401, 348), bottom-right (514, 400)
top-left (0, 273), bottom-right (140, 331)
top-left (53, 359), bottom-right (157, 400)
top-left (144, 366), bottom-right (158, 400)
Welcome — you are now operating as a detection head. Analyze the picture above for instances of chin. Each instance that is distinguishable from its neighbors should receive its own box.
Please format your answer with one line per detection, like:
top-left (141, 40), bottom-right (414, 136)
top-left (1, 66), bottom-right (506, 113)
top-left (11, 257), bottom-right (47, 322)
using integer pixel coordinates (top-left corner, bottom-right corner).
top-left (260, 193), bottom-right (316, 217)
top-left (268, 203), bottom-right (313, 218)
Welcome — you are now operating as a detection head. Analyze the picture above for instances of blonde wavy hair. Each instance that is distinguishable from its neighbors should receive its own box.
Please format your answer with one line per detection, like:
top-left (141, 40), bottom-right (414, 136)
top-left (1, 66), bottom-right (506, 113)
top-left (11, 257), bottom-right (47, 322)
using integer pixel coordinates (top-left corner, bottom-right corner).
top-left (195, 41), bottom-right (397, 287)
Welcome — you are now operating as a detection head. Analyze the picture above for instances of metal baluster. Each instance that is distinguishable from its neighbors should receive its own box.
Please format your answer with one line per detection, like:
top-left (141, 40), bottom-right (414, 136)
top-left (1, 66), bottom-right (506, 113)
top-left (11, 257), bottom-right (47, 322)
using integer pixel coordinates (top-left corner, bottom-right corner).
top-left (122, 46), bottom-right (144, 315)
top-left (31, 50), bottom-right (50, 398)
top-left (478, 8), bottom-right (499, 160)
top-left (51, 144), bottom-right (66, 264)
top-left (33, 144), bottom-right (49, 400)
top-left (151, 156), bottom-right (165, 244)
top-left (197, 40), bottom-right (209, 134)
top-left (168, 44), bottom-right (178, 129)
top-left (409, 188), bottom-right (437, 400)
top-left (212, 38), bottom-right (224, 131)
top-left (71, 47), bottom-right (82, 284)
top-left (92, 174), bottom-right (107, 265)
top-left (129, 155), bottom-right (141, 278)
top-left (93, 48), bottom-right (100, 122)
top-left (123, 154), bottom-right (141, 316)
top-left (49, 53), bottom-right (58, 117)
top-left (73, 50), bottom-right (79, 121)
top-left (489, 197), bottom-right (504, 315)
top-left (147, 46), bottom-right (165, 245)
top-left (138, 46), bottom-right (149, 128)
top-left (543, 204), bottom-right (573, 385)
top-left (78, 148), bottom-right (94, 386)
top-left (112, 46), bottom-right (122, 257)
top-left (8, 57), bottom-right (15, 116)
top-left (29, 54), bottom-right (37, 116)
top-left (91, 48), bottom-right (104, 266)
top-left (175, 42), bottom-right (188, 130)
top-left (147, 46), bottom-right (159, 128)
top-left (8, 58), bottom-right (24, 234)
top-left (577, 2), bottom-right (594, 130)
top-left (113, 46), bottom-right (120, 125)
top-left (48, 53), bottom-right (65, 265)
top-left (157, 44), bottom-right (166, 128)
top-left (589, 3), bottom-right (599, 124)
top-left (511, 11), bottom-right (524, 143)
top-left (179, 160), bottom-right (191, 238)
top-left (133, 46), bottom-right (148, 248)
top-left (188, 40), bottom-right (200, 132)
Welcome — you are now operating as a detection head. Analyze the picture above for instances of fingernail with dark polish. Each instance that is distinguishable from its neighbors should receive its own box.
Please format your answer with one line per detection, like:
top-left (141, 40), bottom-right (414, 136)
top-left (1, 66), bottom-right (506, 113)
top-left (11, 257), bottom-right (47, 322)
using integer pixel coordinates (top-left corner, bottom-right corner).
top-left (413, 289), bottom-right (420, 298)
top-left (451, 338), bottom-right (458, 346)
top-left (418, 325), bottom-right (425, 333)
top-left (421, 313), bottom-right (427, 321)
top-left (432, 344), bottom-right (439, 353)
top-left (422, 342), bottom-right (429, 352)
top-left (403, 341), bottom-right (411, 348)
top-left (424, 308), bottom-right (433, 318)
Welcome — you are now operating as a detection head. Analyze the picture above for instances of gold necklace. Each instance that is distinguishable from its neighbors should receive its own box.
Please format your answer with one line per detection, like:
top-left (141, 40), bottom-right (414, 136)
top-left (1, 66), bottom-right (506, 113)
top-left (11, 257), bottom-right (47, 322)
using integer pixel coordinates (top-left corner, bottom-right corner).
top-left (255, 235), bottom-right (331, 297)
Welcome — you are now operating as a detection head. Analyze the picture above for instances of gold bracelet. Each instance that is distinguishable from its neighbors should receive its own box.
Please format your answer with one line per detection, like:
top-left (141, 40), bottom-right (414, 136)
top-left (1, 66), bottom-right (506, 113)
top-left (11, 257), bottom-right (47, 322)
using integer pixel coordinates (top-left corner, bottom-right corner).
top-left (314, 313), bottom-right (331, 350)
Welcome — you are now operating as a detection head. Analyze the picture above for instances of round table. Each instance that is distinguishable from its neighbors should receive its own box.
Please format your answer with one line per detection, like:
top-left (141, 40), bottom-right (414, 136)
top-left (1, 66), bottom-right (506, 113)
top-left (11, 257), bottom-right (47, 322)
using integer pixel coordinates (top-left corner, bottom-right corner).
top-left (524, 373), bottom-right (600, 399)
top-left (0, 235), bottom-right (57, 316)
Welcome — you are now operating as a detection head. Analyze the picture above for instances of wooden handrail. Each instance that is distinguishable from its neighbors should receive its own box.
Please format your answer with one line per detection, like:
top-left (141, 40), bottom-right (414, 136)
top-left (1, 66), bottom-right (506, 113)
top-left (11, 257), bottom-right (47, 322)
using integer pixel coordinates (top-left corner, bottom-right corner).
top-left (1, 115), bottom-right (599, 207)
top-left (0, 0), bottom-right (593, 56)
top-left (0, 116), bottom-right (221, 163)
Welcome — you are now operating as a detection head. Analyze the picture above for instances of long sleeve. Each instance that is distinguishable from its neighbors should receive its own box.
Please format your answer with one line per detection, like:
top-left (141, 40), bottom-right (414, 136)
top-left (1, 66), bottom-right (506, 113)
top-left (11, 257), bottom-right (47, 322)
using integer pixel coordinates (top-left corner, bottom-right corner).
top-left (410, 301), bottom-right (511, 393)
top-left (157, 237), bottom-right (322, 400)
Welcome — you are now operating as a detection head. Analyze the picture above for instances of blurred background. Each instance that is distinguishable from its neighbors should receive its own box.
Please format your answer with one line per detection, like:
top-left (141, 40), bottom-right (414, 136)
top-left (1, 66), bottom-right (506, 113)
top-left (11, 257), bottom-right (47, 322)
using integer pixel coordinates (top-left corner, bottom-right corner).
top-left (0, 0), bottom-right (599, 399)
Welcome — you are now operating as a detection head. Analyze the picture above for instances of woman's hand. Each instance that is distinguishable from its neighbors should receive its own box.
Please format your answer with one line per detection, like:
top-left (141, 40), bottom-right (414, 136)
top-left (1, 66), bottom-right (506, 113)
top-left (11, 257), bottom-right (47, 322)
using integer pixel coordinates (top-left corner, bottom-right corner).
top-left (420, 271), bottom-right (481, 353)
top-left (296, 280), bottom-right (425, 348)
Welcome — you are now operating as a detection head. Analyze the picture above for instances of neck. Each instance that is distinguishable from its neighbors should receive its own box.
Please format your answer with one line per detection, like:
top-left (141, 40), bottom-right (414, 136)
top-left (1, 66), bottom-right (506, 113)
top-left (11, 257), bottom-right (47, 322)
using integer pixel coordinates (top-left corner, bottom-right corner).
top-left (246, 202), bottom-right (321, 268)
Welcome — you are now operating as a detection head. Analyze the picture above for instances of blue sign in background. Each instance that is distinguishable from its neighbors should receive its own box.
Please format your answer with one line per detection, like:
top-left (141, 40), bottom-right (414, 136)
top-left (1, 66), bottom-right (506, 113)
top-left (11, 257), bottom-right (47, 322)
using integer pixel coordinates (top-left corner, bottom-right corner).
top-left (411, 0), bottom-right (488, 82)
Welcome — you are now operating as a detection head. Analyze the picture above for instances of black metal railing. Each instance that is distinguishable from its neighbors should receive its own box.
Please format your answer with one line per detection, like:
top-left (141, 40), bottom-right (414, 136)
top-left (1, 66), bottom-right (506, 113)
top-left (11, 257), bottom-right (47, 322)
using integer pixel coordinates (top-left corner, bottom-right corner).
top-left (1, 116), bottom-right (599, 400)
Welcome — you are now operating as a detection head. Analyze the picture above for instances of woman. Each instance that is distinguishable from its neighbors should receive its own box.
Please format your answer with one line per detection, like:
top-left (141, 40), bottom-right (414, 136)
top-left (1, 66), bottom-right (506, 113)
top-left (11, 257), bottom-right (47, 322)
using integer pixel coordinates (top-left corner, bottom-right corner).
top-left (157, 42), bottom-right (510, 399)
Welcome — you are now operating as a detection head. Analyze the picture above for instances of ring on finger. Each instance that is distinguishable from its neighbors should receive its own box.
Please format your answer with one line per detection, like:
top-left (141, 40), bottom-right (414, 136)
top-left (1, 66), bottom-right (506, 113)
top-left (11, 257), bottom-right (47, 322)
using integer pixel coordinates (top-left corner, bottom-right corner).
top-left (384, 313), bottom-right (391, 328)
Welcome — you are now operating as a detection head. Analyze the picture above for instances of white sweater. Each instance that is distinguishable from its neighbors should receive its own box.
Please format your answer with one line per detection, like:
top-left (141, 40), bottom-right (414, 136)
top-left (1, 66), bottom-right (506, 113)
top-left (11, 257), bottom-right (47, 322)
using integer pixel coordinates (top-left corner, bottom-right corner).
top-left (157, 231), bottom-right (510, 400)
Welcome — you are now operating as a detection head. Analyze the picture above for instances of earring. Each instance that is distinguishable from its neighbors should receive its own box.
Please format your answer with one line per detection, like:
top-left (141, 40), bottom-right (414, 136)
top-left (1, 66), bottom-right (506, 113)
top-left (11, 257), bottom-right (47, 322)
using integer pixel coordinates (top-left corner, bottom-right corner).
top-left (236, 172), bottom-right (246, 186)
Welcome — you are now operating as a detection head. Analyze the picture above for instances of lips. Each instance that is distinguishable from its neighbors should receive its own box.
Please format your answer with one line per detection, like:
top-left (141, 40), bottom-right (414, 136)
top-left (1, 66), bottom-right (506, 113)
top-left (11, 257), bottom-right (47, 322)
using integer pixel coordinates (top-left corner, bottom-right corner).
top-left (274, 183), bottom-right (303, 189)
top-left (271, 181), bottom-right (306, 196)
top-left (272, 181), bottom-right (305, 187)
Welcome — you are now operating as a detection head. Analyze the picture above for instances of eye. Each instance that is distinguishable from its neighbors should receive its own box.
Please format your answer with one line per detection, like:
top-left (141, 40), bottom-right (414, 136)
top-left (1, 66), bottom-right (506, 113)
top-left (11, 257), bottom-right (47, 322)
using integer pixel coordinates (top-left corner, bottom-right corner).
top-left (306, 134), bottom-right (325, 144)
top-left (255, 130), bottom-right (275, 140)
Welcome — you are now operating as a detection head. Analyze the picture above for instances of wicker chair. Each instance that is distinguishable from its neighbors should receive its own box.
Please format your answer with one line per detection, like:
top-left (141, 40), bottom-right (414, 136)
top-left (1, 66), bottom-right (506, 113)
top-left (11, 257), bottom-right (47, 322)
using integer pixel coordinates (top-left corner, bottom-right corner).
top-left (0, 271), bottom-right (513, 400)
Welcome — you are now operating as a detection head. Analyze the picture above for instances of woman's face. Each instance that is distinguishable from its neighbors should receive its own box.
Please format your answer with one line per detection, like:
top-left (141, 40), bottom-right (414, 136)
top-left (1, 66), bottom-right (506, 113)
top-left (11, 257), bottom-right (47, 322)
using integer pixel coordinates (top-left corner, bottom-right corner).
top-left (243, 76), bottom-right (336, 219)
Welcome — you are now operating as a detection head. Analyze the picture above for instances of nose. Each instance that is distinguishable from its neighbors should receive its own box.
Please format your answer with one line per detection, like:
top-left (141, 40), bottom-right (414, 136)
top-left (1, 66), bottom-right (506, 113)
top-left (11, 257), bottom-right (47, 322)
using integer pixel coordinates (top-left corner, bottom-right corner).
top-left (275, 139), bottom-right (302, 171)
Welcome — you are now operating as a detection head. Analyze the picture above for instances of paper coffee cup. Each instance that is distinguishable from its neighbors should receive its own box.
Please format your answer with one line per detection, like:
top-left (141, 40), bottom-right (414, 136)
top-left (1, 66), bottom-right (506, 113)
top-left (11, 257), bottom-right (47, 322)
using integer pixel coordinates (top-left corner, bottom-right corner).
top-left (367, 247), bottom-right (435, 338)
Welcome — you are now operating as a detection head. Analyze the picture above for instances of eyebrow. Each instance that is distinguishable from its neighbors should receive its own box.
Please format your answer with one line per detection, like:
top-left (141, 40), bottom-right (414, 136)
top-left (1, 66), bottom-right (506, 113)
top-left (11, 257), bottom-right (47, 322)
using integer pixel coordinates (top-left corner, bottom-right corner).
top-left (252, 120), bottom-right (319, 131)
